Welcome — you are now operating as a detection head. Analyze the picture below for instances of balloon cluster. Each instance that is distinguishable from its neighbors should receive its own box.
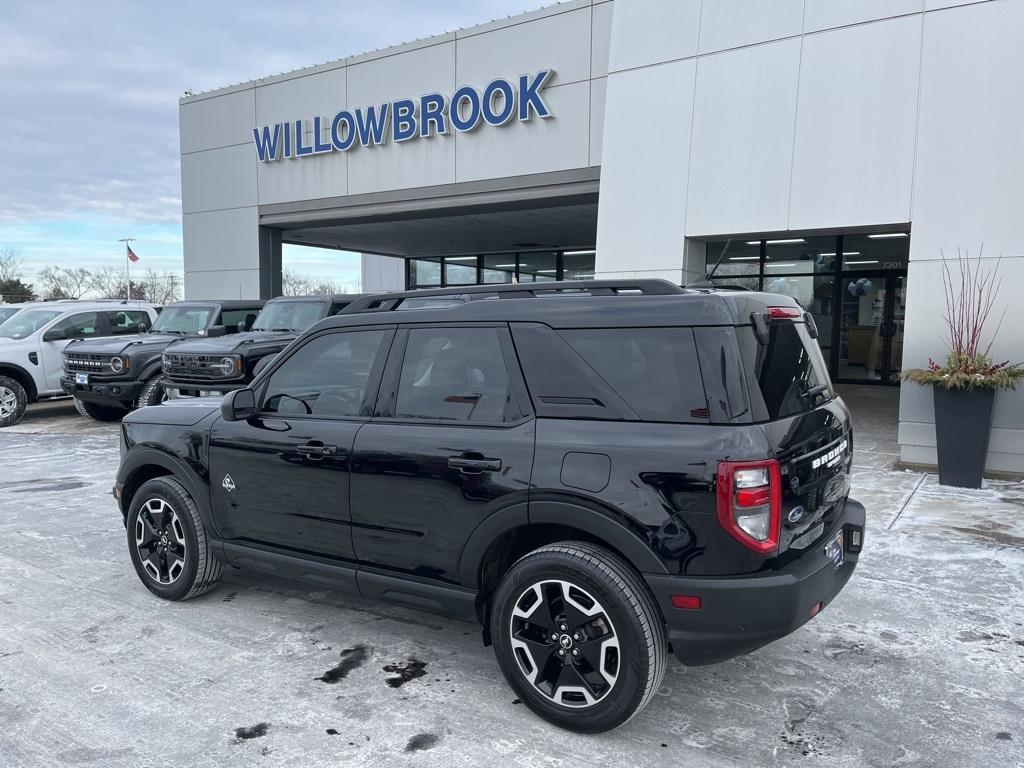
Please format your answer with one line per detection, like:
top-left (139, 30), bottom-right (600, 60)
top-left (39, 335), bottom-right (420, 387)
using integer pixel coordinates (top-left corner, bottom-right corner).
top-left (847, 278), bottom-right (873, 296)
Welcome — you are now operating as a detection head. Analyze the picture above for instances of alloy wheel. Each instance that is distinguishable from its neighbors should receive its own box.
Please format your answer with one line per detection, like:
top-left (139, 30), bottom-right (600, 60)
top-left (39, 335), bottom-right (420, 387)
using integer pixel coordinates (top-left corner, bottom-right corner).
top-left (134, 498), bottom-right (187, 584)
top-left (509, 579), bottom-right (620, 709)
top-left (0, 386), bottom-right (17, 419)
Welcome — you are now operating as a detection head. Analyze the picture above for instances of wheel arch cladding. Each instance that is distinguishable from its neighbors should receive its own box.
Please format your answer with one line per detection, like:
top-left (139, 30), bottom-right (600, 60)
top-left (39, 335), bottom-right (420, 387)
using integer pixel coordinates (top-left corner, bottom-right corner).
top-left (0, 364), bottom-right (37, 400)
top-left (463, 500), bottom-right (669, 621)
top-left (119, 450), bottom-right (212, 531)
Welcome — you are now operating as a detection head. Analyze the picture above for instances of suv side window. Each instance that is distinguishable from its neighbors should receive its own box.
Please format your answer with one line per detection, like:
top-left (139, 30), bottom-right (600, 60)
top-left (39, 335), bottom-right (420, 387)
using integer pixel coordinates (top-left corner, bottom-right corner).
top-left (221, 308), bottom-right (256, 330)
top-left (51, 312), bottom-right (102, 339)
top-left (395, 327), bottom-right (513, 423)
top-left (107, 310), bottom-right (150, 335)
top-left (260, 329), bottom-right (391, 418)
top-left (559, 327), bottom-right (709, 423)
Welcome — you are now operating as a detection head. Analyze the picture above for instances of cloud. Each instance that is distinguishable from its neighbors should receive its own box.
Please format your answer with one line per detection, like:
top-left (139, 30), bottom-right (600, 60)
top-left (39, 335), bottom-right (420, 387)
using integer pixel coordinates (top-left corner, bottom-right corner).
top-left (0, 0), bottom-right (540, 288)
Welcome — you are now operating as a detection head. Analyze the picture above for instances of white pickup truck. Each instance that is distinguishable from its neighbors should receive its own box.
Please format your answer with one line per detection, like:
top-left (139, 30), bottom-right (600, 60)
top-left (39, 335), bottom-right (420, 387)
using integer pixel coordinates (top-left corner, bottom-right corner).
top-left (0, 300), bottom-right (159, 427)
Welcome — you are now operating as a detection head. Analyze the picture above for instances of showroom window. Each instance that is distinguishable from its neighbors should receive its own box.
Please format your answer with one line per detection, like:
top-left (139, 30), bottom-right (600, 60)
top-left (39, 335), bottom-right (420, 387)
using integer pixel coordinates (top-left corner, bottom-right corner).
top-left (703, 231), bottom-right (910, 385)
top-left (406, 250), bottom-right (595, 289)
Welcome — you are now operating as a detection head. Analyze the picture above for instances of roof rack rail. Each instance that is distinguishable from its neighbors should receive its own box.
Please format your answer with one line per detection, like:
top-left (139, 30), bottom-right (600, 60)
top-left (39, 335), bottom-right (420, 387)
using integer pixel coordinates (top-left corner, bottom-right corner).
top-left (341, 279), bottom-right (686, 314)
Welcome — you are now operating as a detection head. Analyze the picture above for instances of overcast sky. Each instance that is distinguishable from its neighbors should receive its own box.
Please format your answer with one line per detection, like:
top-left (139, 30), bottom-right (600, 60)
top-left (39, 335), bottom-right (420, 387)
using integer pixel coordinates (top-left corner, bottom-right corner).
top-left (0, 0), bottom-right (541, 292)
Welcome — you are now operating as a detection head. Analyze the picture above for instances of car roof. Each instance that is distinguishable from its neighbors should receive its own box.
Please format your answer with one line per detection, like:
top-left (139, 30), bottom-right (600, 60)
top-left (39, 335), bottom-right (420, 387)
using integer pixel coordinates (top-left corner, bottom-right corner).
top-left (264, 293), bottom-right (370, 304)
top-left (166, 299), bottom-right (265, 309)
top-left (316, 280), bottom-right (801, 330)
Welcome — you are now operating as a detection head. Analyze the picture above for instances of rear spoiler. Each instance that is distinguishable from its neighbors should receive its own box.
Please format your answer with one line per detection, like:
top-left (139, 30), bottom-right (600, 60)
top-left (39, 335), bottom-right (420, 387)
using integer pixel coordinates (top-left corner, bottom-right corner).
top-left (751, 307), bottom-right (818, 345)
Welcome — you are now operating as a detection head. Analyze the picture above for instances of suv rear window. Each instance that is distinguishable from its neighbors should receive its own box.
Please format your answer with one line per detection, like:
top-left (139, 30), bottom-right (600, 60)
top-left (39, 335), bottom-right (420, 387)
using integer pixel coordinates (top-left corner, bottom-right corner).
top-left (737, 322), bottom-right (833, 420)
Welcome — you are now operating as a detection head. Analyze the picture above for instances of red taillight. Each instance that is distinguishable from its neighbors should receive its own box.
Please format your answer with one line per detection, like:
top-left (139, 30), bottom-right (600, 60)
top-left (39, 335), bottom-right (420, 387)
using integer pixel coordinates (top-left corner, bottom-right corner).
top-left (767, 306), bottom-right (801, 319)
top-left (671, 594), bottom-right (702, 610)
top-left (716, 459), bottom-right (782, 554)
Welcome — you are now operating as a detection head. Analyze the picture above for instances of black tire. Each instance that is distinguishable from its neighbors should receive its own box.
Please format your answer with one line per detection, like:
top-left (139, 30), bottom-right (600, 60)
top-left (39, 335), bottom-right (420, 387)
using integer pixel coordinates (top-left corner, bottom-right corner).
top-left (0, 375), bottom-right (28, 428)
top-left (74, 397), bottom-right (127, 422)
top-left (126, 476), bottom-right (222, 601)
top-left (137, 376), bottom-right (167, 408)
top-left (490, 541), bottom-right (667, 733)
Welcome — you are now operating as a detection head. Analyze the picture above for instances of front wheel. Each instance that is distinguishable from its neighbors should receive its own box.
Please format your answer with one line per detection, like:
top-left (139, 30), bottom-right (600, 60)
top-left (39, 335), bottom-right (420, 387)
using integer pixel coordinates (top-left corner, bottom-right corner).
top-left (490, 541), bottom-right (667, 733)
top-left (74, 397), bottom-right (127, 422)
top-left (0, 376), bottom-right (28, 427)
top-left (137, 376), bottom-right (167, 408)
top-left (126, 476), bottom-right (222, 601)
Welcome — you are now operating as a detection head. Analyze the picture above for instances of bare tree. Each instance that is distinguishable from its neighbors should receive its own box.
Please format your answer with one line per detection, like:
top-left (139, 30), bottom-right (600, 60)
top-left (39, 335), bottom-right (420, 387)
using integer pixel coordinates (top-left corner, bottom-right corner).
top-left (0, 248), bottom-right (24, 282)
top-left (143, 269), bottom-right (182, 305)
top-left (282, 268), bottom-right (348, 296)
top-left (90, 266), bottom-right (148, 300)
top-left (37, 266), bottom-right (93, 299)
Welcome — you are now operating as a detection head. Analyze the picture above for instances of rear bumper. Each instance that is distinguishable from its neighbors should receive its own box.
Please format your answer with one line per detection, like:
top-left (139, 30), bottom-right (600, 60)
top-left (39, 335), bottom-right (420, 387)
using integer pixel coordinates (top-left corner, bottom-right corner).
top-left (644, 498), bottom-right (866, 666)
top-left (61, 376), bottom-right (143, 406)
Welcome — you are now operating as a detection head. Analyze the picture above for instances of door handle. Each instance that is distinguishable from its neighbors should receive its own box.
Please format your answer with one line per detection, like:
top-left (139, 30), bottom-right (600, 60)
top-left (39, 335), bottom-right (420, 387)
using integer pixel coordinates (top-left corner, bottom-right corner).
top-left (297, 442), bottom-right (338, 460)
top-left (448, 456), bottom-right (502, 474)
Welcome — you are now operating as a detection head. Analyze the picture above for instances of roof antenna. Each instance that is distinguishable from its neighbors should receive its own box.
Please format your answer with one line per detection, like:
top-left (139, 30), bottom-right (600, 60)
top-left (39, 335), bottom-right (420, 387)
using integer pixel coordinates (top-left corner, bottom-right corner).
top-left (687, 239), bottom-right (732, 289)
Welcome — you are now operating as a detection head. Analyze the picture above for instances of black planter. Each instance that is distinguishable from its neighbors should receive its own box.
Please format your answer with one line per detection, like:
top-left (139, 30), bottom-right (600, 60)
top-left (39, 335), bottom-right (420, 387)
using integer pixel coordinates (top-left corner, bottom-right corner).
top-left (932, 385), bottom-right (995, 488)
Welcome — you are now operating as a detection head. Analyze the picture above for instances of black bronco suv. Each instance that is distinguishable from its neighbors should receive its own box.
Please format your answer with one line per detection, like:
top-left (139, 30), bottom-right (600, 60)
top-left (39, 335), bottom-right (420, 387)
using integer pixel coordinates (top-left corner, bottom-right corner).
top-left (114, 280), bottom-right (864, 732)
top-left (160, 294), bottom-right (363, 398)
top-left (62, 300), bottom-right (264, 420)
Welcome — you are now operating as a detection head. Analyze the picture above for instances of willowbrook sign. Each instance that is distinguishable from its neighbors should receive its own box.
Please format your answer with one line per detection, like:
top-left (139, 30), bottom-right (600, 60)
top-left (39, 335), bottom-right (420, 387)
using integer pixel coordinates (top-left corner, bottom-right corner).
top-left (252, 69), bottom-right (555, 162)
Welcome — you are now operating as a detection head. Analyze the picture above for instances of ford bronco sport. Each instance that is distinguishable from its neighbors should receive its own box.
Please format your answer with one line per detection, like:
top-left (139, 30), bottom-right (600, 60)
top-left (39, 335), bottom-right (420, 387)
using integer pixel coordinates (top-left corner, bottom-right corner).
top-left (114, 280), bottom-right (864, 732)
top-left (159, 294), bottom-right (364, 398)
top-left (62, 299), bottom-right (265, 421)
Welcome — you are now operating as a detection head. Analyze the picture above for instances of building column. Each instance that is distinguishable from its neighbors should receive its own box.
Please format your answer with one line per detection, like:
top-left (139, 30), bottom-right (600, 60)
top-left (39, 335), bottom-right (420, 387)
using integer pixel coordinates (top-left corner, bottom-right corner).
top-left (258, 227), bottom-right (283, 299)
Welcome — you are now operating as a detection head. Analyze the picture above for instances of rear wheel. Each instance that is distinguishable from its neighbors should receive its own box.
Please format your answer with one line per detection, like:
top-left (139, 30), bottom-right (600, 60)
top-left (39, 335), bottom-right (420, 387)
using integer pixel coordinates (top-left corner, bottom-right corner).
top-left (0, 376), bottom-right (28, 427)
top-left (74, 397), bottom-right (127, 422)
top-left (126, 476), bottom-right (222, 601)
top-left (137, 376), bottom-right (167, 408)
top-left (490, 541), bottom-right (667, 732)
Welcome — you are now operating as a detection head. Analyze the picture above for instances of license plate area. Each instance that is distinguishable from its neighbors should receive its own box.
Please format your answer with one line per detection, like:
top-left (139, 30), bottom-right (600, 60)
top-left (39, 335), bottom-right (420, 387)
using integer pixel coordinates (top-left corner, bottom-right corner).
top-left (75, 373), bottom-right (89, 385)
top-left (824, 529), bottom-right (844, 568)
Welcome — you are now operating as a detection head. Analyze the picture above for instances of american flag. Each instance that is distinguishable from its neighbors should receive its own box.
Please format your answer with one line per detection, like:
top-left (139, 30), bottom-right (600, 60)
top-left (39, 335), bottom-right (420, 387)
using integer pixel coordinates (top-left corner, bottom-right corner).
top-left (127, 244), bottom-right (140, 263)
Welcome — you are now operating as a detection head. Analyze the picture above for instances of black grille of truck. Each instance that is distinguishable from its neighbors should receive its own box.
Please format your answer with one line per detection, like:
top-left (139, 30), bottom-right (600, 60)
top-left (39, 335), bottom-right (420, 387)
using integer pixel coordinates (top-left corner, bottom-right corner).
top-left (162, 353), bottom-right (224, 379)
top-left (63, 353), bottom-right (111, 373)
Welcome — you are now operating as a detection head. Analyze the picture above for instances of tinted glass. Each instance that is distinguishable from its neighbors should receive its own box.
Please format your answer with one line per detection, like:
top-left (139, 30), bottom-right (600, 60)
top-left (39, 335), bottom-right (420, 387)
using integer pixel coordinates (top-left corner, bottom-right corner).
top-left (763, 236), bottom-right (836, 274)
top-left (108, 310), bottom-right (151, 335)
top-left (841, 232), bottom-right (910, 272)
top-left (518, 252), bottom-right (557, 283)
top-left (221, 308), bottom-right (259, 329)
top-left (0, 307), bottom-right (20, 324)
top-left (705, 239), bottom-right (760, 277)
top-left (52, 312), bottom-right (101, 339)
top-left (152, 306), bottom-right (214, 334)
top-left (561, 251), bottom-right (595, 280)
top-left (482, 255), bottom-right (516, 284)
top-left (0, 309), bottom-right (63, 339)
top-left (396, 328), bottom-right (512, 423)
top-left (410, 259), bottom-right (442, 288)
top-left (560, 328), bottom-right (708, 423)
top-left (444, 257), bottom-right (477, 285)
top-left (252, 301), bottom-right (326, 332)
top-left (261, 329), bottom-right (390, 418)
top-left (737, 322), bottom-right (833, 421)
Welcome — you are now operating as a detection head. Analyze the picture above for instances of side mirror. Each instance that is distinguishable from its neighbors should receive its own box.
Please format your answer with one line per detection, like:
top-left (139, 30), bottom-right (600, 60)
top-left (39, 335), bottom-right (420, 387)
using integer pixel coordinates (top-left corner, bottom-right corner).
top-left (43, 328), bottom-right (67, 342)
top-left (207, 325), bottom-right (227, 338)
top-left (221, 388), bottom-right (256, 421)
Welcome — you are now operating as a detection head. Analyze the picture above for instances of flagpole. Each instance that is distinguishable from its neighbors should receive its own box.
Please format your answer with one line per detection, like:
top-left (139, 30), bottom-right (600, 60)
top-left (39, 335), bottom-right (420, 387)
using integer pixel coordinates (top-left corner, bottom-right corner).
top-left (118, 238), bottom-right (135, 300)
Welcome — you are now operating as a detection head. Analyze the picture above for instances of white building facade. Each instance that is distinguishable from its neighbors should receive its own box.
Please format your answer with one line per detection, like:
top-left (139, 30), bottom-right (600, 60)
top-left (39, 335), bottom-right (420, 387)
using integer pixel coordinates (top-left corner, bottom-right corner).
top-left (179, 0), bottom-right (1024, 473)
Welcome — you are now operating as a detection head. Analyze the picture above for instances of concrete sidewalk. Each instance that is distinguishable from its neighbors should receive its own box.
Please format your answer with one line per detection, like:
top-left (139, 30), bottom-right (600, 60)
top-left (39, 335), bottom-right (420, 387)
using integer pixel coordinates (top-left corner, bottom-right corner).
top-left (0, 409), bottom-right (1022, 767)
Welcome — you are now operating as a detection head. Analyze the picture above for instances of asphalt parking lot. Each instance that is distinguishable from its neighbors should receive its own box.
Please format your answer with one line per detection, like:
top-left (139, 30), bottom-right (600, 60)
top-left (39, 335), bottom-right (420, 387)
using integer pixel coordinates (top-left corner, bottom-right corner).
top-left (1, 401), bottom-right (1023, 767)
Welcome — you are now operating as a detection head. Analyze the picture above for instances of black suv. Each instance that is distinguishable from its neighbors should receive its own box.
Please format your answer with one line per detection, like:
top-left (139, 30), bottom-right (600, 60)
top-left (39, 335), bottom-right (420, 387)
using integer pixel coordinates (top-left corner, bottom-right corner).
top-left (62, 300), bottom-right (264, 420)
top-left (114, 280), bottom-right (864, 732)
top-left (160, 294), bottom-right (363, 398)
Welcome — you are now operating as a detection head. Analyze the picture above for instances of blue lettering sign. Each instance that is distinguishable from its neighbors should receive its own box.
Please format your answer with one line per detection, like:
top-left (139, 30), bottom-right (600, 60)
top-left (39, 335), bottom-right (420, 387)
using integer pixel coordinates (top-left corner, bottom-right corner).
top-left (252, 69), bottom-right (555, 162)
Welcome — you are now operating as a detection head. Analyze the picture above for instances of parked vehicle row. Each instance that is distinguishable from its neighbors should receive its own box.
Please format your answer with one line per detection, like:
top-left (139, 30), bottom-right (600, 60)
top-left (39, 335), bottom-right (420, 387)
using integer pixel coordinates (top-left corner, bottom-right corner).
top-left (112, 279), bottom-right (865, 732)
top-left (0, 294), bottom-right (367, 427)
top-left (0, 300), bottom-right (159, 427)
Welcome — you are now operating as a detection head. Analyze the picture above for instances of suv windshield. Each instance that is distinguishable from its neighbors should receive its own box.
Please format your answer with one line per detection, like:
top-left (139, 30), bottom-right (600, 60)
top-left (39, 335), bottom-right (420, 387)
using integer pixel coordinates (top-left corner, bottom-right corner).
top-left (251, 301), bottom-right (326, 333)
top-left (151, 306), bottom-right (214, 334)
top-left (738, 321), bottom-right (834, 421)
top-left (0, 309), bottom-right (62, 339)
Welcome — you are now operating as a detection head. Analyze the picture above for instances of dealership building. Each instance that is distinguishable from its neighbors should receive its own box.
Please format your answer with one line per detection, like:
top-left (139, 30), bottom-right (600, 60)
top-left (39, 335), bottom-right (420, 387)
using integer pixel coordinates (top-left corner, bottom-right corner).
top-left (178, 0), bottom-right (1024, 474)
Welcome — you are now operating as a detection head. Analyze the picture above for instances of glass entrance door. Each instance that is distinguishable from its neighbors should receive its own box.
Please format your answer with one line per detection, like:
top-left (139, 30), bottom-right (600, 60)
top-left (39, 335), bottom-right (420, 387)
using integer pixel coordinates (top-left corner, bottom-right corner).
top-left (837, 272), bottom-right (905, 384)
